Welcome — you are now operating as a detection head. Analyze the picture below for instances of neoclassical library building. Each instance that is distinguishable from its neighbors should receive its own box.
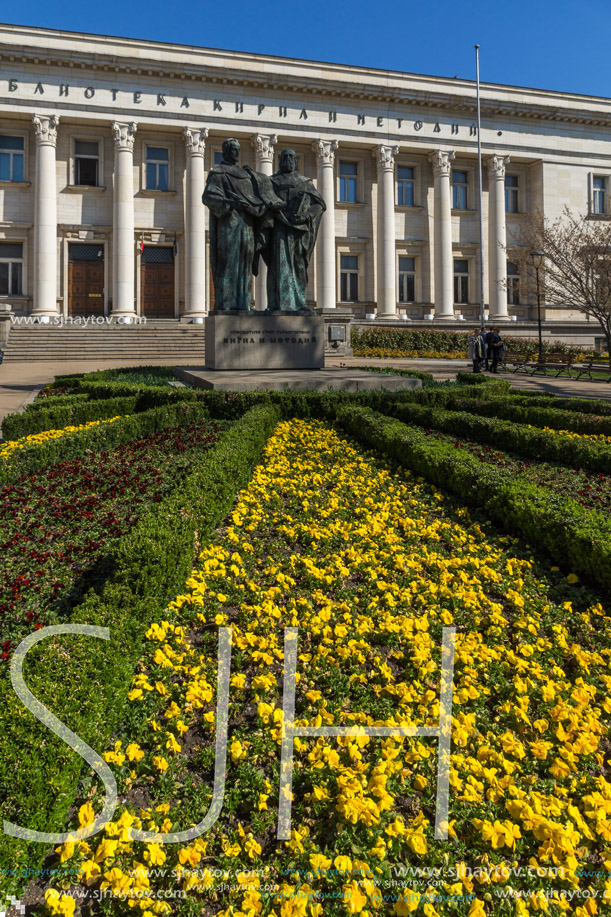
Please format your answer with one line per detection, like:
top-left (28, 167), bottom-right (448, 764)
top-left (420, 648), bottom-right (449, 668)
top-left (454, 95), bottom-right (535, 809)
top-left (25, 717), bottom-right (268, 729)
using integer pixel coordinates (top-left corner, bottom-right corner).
top-left (1, 22), bottom-right (611, 331)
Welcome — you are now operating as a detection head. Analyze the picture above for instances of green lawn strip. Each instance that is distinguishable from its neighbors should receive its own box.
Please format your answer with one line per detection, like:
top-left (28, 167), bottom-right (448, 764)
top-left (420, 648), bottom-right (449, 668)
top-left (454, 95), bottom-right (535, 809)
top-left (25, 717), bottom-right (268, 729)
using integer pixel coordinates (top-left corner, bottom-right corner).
top-left (374, 398), bottom-right (611, 474)
top-left (417, 394), bottom-right (611, 437)
top-left (0, 400), bottom-right (214, 485)
top-left (0, 402), bottom-right (281, 894)
top-left (334, 404), bottom-right (611, 594)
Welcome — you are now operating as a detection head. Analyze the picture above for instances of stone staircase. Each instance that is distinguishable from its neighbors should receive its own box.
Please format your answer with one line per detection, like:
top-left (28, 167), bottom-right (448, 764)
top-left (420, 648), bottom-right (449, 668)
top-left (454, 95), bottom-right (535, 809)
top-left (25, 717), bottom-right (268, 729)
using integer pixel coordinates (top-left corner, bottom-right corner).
top-left (1, 321), bottom-right (206, 363)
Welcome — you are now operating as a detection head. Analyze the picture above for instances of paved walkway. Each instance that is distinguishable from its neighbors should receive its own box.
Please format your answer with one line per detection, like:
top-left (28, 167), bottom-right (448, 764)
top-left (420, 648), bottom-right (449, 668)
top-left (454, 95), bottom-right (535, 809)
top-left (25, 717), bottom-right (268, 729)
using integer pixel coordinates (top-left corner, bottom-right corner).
top-left (1, 355), bottom-right (610, 434)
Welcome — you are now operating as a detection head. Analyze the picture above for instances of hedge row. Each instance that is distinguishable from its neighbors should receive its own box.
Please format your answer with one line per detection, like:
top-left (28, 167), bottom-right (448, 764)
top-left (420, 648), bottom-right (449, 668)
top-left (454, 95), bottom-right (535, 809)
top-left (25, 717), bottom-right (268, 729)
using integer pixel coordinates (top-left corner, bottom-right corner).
top-left (0, 400), bottom-right (212, 485)
top-left (352, 326), bottom-right (593, 358)
top-left (2, 389), bottom-right (211, 441)
top-left (378, 399), bottom-right (611, 475)
top-left (334, 405), bottom-right (611, 594)
top-left (434, 395), bottom-right (611, 437)
top-left (0, 403), bottom-right (281, 890)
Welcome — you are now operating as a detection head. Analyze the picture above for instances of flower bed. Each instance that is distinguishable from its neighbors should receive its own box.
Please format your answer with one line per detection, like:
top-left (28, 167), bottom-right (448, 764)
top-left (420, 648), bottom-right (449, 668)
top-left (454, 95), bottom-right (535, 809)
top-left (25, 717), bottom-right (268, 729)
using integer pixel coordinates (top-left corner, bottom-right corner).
top-left (336, 405), bottom-right (611, 593)
top-left (0, 416), bottom-right (126, 457)
top-left (0, 404), bottom-right (280, 893)
top-left (0, 418), bottom-right (227, 663)
top-left (36, 419), bottom-right (611, 916)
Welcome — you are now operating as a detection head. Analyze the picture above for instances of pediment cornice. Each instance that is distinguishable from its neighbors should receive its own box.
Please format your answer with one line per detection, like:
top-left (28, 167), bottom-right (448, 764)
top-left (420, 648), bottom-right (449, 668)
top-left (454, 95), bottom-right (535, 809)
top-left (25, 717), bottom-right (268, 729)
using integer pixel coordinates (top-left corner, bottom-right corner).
top-left (2, 26), bottom-right (611, 128)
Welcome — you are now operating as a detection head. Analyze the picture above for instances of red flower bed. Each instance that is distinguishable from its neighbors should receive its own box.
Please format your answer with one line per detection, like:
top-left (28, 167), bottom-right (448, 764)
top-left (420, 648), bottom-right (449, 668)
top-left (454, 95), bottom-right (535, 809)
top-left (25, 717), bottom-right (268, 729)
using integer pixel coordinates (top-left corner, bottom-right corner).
top-left (0, 419), bottom-right (226, 665)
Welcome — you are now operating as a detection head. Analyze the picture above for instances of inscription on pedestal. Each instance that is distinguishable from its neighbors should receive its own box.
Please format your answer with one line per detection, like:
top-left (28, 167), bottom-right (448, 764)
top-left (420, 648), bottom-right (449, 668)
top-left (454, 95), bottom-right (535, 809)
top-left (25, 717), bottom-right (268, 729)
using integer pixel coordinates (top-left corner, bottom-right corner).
top-left (205, 313), bottom-right (325, 369)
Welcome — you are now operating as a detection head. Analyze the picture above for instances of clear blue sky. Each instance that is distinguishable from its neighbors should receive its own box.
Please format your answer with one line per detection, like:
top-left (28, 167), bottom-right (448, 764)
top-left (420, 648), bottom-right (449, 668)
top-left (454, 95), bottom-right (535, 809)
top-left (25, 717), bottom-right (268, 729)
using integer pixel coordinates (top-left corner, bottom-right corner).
top-left (4, 0), bottom-right (610, 99)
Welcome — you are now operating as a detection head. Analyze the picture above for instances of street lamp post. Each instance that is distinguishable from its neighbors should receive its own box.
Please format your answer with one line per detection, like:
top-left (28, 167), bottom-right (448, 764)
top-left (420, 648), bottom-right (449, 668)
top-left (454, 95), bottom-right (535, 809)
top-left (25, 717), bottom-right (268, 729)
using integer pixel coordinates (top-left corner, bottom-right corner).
top-left (530, 250), bottom-right (545, 361)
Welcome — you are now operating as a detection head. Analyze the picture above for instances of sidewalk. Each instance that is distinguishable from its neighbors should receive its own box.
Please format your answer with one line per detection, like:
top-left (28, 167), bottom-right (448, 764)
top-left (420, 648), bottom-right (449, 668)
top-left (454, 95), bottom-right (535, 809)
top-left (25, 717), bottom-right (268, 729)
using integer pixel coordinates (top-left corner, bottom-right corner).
top-left (1, 355), bottom-right (610, 434)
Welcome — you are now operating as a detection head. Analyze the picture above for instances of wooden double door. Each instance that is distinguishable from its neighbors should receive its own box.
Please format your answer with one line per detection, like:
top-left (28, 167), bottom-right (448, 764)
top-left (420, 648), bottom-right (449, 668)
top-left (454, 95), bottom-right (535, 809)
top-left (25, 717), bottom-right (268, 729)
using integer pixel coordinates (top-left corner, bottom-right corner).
top-left (68, 244), bottom-right (104, 316)
top-left (141, 247), bottom-right (175, 318)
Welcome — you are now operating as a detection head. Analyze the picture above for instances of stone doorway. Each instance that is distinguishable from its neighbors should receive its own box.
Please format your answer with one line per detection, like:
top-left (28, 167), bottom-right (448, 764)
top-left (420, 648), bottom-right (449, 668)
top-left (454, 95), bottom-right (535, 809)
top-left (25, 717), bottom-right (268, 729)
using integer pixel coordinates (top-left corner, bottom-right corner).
top-left (141, 246), bottom-right (175, 318)
top-left (68, 244), bottom-right (104, 316)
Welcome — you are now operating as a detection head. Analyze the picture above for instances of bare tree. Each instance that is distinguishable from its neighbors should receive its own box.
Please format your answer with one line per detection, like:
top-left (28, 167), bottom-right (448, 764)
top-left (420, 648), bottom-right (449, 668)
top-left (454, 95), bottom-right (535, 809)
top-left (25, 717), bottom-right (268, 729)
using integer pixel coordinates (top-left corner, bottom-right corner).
top-left (509, 207), bottom-right (611, 365)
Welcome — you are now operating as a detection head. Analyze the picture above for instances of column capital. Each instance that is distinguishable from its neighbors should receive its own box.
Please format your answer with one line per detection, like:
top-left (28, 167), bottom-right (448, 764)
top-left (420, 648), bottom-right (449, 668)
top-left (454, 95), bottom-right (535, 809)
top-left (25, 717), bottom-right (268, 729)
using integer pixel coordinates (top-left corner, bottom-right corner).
top-left (312, 139), bottom-right (338, 167)
top-left (428, 149), bottom-right (455, 178)
top-left (112, 121), bottom-right (137, 152)
top-left (487, 154), bottom-right (511, 180)
top-left (32, 114), bottom-right (59, 147)
top-left (373, 144), bottom-right (399, 172)
top-left (251, 133), bottom-right (277, 164)
top-left (184, 126), bottom-right (208, 157)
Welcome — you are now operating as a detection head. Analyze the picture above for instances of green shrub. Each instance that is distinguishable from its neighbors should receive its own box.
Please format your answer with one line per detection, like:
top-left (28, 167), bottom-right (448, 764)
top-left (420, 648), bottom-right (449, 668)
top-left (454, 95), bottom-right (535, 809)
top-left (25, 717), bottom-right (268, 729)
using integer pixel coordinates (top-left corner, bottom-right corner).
top-left (436, 395), bottom-right (611, 437)
top-left (334, 405), bottom-right (611, 594)
top-left (378, 400), bottom-right (611, 475)
top-left (0, 403), bottom-right (280, 890)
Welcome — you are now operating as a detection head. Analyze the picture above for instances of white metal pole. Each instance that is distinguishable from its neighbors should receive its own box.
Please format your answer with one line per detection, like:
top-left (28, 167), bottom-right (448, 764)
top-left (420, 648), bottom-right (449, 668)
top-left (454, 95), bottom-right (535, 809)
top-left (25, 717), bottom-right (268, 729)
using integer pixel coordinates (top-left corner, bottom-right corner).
top-left (475, 45), bottom-right (485, 329)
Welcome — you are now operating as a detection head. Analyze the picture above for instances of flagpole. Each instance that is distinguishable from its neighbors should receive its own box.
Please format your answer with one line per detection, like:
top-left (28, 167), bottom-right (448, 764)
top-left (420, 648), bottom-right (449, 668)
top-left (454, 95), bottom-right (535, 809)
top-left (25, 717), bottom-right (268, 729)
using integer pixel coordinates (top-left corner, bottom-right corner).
top-left (475, 44), bottom-right (485, 330)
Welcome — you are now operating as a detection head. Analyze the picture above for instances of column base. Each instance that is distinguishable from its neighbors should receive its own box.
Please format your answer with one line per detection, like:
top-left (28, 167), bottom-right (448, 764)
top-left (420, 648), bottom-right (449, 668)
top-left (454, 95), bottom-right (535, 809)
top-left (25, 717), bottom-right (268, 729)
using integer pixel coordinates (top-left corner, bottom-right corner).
top-left (111, 313), bottom-right (139, 324)
top-left (180, 312), bottom-right (208, 324)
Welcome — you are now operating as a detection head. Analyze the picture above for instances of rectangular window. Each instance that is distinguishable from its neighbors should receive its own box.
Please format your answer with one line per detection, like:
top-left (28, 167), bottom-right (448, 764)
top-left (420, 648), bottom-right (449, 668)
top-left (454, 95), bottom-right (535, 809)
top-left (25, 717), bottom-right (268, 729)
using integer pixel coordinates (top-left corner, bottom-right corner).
top-left (74, 140), bottom-right (99, 187)
top-left (146, 146), bottom-right (170, 191)
top-left (507, 260), bottom-right (520, 305)
top-left (0, 136), bottom-right (25, 182)
top-left (213, 150), bottom-right (224, 166)
top-left (505, 174), bottom-right (520, 213)
top-left (0, 242), bottom-right (23, 295)
top-left (397, 166), bottom-right (415, 207)
top-left (339, 162), bottom-right (358, 203)
top-left (453, 258), bottom-right (469, 304)
top-left (593, 176), bottom-right (607, 215)
top-left (340, 254), bottom-right (359, 301)
top-left (398, 256), bottom-right (416, 302)
top-left (452, 170), bottom-right (468, 210)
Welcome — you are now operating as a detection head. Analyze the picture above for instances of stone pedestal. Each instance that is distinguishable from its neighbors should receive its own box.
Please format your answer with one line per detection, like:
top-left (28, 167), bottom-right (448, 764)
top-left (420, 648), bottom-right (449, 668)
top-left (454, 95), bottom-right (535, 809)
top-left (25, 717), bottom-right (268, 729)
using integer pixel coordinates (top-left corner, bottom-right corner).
top-left (318, 307), bottom-right (353, 357)
top-left (205, 312), bottom-right (325, 370)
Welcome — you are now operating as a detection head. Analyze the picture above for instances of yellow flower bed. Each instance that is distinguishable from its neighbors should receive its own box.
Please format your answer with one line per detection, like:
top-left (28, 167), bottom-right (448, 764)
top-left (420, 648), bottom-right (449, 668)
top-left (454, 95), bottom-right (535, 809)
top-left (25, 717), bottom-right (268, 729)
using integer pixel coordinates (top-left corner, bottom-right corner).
top-left (0, 417), bottom-right (127, 459)
top-left (354, 348), bottom-right (467, 360)
top-left (46, 420), bottom-right (611, 916)
top-left (537, 425), bottom-right (611, 445)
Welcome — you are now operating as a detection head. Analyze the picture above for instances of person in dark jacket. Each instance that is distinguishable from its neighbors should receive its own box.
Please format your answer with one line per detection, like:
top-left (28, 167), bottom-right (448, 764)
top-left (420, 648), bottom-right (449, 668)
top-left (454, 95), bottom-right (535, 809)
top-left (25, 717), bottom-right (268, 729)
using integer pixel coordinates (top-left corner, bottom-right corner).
top-left (490, 328), bottom-right (504, 373)
top-left (485, 328), bottom-right (496, 371)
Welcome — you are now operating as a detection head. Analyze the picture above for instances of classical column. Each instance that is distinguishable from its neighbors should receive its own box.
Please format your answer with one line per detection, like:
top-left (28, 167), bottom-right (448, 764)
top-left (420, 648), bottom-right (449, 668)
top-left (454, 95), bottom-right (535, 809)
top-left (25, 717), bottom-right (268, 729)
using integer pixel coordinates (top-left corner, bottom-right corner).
top-left (251, 134), bottom-right (277, 311)
top-left (183, 126), bottom-right (209, 321)
top-left (32, 114), bottom-right (60, 318)
top-left (373, 144), bottom-right (399, 317)
top-left (111, 121), bottom-right (137, 319)
top-left (488, 154), bottom-right (510, 319)
top-left (428, 149), bottom-right (455, 318)
top-left (312, 139), bottom-right (338, 310)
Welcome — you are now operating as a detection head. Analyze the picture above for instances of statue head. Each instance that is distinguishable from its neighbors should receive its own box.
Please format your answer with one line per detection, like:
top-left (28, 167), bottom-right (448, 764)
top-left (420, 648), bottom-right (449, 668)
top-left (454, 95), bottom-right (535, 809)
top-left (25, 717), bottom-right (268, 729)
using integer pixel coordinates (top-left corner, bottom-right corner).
top-left (279, 149), bottom-right (298, 174)
top-left (222, 138), bottom-right (240, 165)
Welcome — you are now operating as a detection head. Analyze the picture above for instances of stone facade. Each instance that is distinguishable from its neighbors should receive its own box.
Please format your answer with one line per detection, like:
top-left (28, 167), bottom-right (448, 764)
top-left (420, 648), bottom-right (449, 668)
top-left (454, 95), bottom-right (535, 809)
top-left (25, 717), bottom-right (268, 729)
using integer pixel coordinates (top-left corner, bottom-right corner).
top-left (1, 23), bottom-right (611, 325)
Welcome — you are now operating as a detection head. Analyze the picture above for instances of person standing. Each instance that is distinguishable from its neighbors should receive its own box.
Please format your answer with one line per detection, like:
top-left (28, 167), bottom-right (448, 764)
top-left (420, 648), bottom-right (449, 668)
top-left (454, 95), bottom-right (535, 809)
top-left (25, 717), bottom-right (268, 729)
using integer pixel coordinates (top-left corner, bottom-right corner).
top-left (490, 327), bottom-right (504, 373)
top-left (485, 327), bottom-right (496, 371)
top-left (469, 329), bottom-right (483, 372)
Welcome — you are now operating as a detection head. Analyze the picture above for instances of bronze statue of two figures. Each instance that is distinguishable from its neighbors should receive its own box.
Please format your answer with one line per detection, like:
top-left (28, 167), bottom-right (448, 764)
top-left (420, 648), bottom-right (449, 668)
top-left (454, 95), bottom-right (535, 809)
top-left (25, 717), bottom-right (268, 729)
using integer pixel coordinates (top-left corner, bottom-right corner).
top-left (203, 139), bottom-right (325, 313)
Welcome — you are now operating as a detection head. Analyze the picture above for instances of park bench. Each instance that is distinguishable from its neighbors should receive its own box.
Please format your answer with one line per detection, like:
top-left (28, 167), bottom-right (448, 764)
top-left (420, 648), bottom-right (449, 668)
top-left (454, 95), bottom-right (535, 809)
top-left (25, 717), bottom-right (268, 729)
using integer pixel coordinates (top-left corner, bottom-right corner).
top-left (574, 355), bottom-right (611, 382)
top-left (504, 351), bottom-right (534, 373)
top-left (528, 352), bottom-right (574, 377)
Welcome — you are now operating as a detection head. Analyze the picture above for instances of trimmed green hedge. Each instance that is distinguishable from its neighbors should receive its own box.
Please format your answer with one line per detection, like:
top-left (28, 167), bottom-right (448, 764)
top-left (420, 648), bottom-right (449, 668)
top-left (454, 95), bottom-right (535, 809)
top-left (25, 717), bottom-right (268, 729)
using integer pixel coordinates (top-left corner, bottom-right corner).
top-left (334, 405), bottom-right (611, 594)
top-left (0, 400), bottom-right (211, 485)
top-left (0, 403), bottom-right (280, 892)
top-left (378, 400), bottom-right (611, 475)
top-left (509, 394), bottom-right (611, 416)
top-left (434, 395), bottom-right (611, 437)
top-left (352, 365), bottom-right (435, 384)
